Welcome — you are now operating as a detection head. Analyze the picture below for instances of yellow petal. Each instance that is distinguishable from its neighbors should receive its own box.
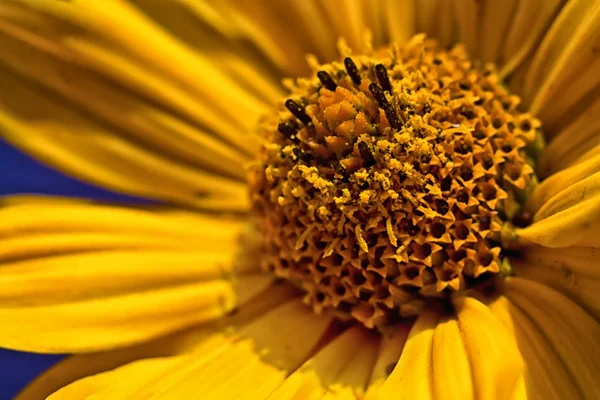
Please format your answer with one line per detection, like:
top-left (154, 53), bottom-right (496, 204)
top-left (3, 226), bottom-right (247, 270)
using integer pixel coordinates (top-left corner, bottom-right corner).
top-left (525, 0), bottom-right (600, 128)
top-left (278, 0), bottom-right (338, 61)
top-left (154, 300), bottom-right (335, 399)
top-left (17, 282), bottom-right (301, 400)
top-left (572, 143), bottom-right (600, 168)
top-left (218, 0), bottom-right (314, 76)
top-left (372, 309), bottom-right (440, 399)
top-left (489, 295), bottom-right (579, 399)
top-left (538, 96), bottom-right (600, 177)
top-left (453, 296), bottom-right (524, 400)
top-left (0, 0), bottom-right (275, 210)
top-left (414, 0), bottom-right (443, 45)
top-left (517, 172), bottom-right (600, 248)
top-left (0, 197), bottom-right (271, 352)
top-left (7, 0), bottom-right (269, 130)
top-left (364, 324), bottom-right (410, 395)
top-left (504, 278), bottom-right (600, 399)
top-left (269, 326), bottom-right (378, 400)
top-left (0, 196), bottom-right (244, 241)
top-left (382, 0), bottom-right (415, 44)
top-left (450, 0), bottom-right (480, 57)
top-left (48, 356), bottom-right (189, 400)
top-left (320, 0), bottom-right (369, 54)
top-left (435, 0), bottom-right (456, 49)
top-left (0, 70), bottom-right (248, 211)
top-left (512, 246), bottom-right (600, 320)
top-left (0, 274), bottom-right (272, 353)
top-left (526, 154), bottom-right (600, 213)
top-left (119, 0), bottom-right (283, 104)
top-left (479, 0), bottom-right (519, 64)
top-left (431, 317), bottom-right (473, 400)
top-left (499, 0), bottom-right (563, 78)
top-left (50, 299), bottom-right (333, 399)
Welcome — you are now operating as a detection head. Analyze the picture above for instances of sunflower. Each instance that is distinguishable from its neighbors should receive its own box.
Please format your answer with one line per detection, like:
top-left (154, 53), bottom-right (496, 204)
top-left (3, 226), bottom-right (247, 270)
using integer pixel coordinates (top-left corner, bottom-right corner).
top-left (1, 0), bottom-right (599, 398)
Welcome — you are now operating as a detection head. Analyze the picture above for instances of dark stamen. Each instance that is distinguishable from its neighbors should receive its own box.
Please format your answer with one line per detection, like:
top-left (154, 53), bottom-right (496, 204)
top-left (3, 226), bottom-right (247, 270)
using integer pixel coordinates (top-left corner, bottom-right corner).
top-left (369, 82), bottom-right (389, 106)
top-left (277, 121), bottom-right (298, 140)
top-left (369, 83), bottom-right (402, 130)
top-left (344, 57), bottom-right (362, 85)
top-left (358, 141), bottom-right (376, 167)
top-left (317, 71), bottom-right (337, 91)
top-left (293, 147), bottom-right (312, 162)
top-left (331, 160), bottom-right (348, 178)
top-left (285, 99), bottom-right (312, 126)
top-left (375, 64), bottom-right (392, 93)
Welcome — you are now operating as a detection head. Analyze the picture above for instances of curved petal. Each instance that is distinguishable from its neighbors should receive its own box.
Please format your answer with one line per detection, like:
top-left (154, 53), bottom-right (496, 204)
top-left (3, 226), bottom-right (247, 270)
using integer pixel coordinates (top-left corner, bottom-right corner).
top-left (524, 0), bottom-right (600, 130)
top-left (382, 0), bottom-right (416, 44)
top-left (538, 96), bottom-right (600, 177)
top-left (450, 0), bottom-right (480, 57)
top-left (364, 324), bottom-right (410, 396)
top-left (374, 297), bottom-right (524, 400)
top-left (498, 0), bottom-right (564, 78)
top-left (268, 326), bottom-right (378, 399)
top-left (0, 197), bottom-right (268, 352)
top-left (373, 309), bottom-right (440, 398)
top-left (451, 296), bottom-right (524, 400)
top-left (517, 172), bottom-right (600, 248)
top-left (0, 0), bottom-right (277, 211)
top-left (48, 299), bottom-right (334, 399)
top-left (527, 154), bottom-right (600, 213)
top-left (489, 295), bottom-right (580, 399)
top-left (431, 316), bottom-right (473, 400)
top-left (512, 245), bottom-right (600, 320)
top-left (17, 283), bottom-right (301, 400)
top-left (478, 0), bottom-right (519, 65)
top-left (502, 278), bottom-right (600, 399)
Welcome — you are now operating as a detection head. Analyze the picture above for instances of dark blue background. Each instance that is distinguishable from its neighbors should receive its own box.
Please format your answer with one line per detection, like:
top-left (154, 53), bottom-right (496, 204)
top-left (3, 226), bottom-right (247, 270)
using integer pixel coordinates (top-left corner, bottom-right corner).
top-left (0, 138), bottom-right (151, 398)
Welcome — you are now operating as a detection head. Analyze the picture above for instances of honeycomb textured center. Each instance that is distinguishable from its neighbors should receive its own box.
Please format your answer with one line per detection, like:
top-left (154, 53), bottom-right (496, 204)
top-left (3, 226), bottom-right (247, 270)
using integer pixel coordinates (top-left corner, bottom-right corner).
top-left (248, 35), bottom-right (540, 330)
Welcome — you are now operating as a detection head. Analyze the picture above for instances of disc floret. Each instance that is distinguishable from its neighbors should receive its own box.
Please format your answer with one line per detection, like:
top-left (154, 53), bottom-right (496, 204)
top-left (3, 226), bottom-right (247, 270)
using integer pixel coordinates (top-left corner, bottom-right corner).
top-left (249, 35), bottom-right (540, 330)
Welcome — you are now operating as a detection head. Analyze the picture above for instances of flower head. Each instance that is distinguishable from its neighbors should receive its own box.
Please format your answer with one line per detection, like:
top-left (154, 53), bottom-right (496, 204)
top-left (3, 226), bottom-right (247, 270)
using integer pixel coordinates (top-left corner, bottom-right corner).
top-left (0, 1), bottom-right (598, 399)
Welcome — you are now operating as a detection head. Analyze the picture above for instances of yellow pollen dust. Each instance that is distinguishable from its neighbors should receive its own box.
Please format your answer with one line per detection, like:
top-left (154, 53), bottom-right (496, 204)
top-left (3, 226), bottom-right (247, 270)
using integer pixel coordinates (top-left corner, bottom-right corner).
top-left (248, 35), bottom-right (541, 330)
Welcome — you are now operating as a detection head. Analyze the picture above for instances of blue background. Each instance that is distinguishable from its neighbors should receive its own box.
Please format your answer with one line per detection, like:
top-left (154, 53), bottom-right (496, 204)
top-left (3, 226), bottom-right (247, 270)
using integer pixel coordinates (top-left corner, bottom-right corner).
top-left (0, 138), bottom-right (150, 398)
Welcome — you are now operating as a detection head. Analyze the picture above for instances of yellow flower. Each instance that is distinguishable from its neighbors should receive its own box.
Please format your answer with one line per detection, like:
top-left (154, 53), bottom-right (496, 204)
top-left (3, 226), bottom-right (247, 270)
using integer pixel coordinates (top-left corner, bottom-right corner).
top-left (1, 0), bottom-right (599, 399)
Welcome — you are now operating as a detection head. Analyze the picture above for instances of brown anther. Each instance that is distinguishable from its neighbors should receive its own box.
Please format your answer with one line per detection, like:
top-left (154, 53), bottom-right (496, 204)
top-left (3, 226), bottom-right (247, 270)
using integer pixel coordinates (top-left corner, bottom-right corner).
top-left (368, 82), bottom-right (389, 107)
top-left (344, 57), bottom-right (362, 85)
top-left (285, 99), bottom-right (312, 126)
top-left (369, 83), bottom-right (403, 130)
top-left (331, 160), bottom-right (348, 178)
top-left (375, 63), bottom-right (392, 93)
top-left (277, 121), bottom-right (298, 140)
top-left (358, 141), bottom-right (376, 167)
top-left (293, 147), bottom-right (312, 162)
top-left (317, 70), bottom-right (337, 91)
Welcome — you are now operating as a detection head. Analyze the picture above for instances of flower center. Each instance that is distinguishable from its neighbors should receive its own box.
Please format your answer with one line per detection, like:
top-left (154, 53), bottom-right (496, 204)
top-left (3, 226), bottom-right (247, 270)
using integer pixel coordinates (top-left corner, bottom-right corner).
top-left (248, 35), bottom-right (542, 330)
